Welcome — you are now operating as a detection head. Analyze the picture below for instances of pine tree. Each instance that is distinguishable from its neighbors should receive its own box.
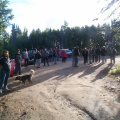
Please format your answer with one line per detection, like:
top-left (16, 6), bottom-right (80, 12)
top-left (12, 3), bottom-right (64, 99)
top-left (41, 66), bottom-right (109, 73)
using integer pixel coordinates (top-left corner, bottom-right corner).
top-left (0, 0), bottom-right (14, 55)
top-left (9, 24), bottom-right (17, 58)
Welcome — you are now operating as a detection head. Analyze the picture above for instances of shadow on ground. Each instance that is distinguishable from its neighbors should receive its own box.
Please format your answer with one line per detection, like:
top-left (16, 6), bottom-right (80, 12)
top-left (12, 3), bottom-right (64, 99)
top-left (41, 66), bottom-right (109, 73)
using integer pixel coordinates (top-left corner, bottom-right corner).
top-left (91, 63), bottom-right (114, 82)
top-left (0, 60), bottom-right (119, 120)
top-left (0, 62), bottom-right (114, 97)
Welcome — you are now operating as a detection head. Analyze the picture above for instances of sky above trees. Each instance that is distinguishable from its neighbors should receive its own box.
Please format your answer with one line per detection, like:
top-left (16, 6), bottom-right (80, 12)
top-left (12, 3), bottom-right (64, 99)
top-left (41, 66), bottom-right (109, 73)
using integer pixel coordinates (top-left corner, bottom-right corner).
top-left (7, 0), bottom-right (116, 33)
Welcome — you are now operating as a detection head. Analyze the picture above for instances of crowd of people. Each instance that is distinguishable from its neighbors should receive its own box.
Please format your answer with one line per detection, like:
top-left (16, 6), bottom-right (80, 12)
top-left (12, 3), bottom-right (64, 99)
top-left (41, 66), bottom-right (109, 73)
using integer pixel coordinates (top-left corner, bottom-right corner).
top-left (0, 46), bottom-right (118, 94)
top-left (81, 46), bottom-right (117, 65)
top-left (0, 48), bottom-right (68, 93)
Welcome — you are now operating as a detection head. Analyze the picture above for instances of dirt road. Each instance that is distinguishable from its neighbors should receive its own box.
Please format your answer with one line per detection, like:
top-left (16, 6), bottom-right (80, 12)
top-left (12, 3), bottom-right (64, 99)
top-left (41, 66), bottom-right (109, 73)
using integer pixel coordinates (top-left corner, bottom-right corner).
top-left (0, 57), bottom-right (120, 120)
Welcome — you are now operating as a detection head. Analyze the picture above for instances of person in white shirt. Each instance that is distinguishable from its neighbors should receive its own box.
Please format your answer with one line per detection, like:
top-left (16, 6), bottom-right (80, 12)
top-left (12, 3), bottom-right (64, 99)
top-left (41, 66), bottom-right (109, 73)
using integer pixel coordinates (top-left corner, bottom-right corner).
top-left (23, 48), bottom-right (29, 67)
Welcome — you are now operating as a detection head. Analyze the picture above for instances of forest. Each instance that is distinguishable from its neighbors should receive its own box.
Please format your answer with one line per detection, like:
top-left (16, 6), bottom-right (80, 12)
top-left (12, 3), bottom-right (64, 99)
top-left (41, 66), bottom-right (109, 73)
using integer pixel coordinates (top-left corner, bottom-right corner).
top-left (1, 0), bottom-right (120, 58)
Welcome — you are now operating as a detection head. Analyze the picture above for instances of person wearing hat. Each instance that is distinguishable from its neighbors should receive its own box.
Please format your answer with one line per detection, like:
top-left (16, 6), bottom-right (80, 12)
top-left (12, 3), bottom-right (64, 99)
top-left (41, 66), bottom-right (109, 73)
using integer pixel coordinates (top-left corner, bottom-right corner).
top-left (14, 49), bottom-right (22, 75)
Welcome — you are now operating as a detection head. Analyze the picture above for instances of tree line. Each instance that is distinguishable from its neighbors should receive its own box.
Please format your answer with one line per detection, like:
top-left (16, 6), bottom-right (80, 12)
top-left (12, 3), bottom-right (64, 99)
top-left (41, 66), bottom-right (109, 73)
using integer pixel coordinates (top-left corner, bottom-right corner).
top-left (4, 20), bottom-right (120, 58)
top-left (1, 0), bottom-right (120, 58)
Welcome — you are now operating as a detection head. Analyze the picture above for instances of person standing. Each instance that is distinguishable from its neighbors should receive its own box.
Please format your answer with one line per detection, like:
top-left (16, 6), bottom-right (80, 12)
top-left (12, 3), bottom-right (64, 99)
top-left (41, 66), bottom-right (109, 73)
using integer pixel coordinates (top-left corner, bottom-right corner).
top-left (96, 46), bottom-right (101, 63)
top-left (0, 50), bottom-right (11, 93)
top-left (101, 46), bottom-right (107, 64)
top-left (92, 46), bottom-right (96, 63)
top-left (34, 48), bottom-right (37, 66)
top-left (14, 49), bottom-right (22, 75)
top-left (42, 49), bottom-right (49, 66)
top-left (61, 50), bottom-right (67, 63)
top-left (49, 48), bottom-right (53, 62)
top-left (53, 48), bottom-right (57, 64)
top-left (23, 48), bottom-right (29, 67)
top-left (41, 49), bottom-right (44, 63)
top-left (35, 50), bottom-right (42, 68)
top-left (73, 46), bottom-right (80, 67)
top-left (57, 49), bottom-right (60, 61)
top-left (109, 47), bottom-right (117, 64)
top-left (72, 48), bottom-right (75, 66)
top-left (88, 47), bottom-right (93, 64)
top-left (82, 48), bottom-right (88, 65)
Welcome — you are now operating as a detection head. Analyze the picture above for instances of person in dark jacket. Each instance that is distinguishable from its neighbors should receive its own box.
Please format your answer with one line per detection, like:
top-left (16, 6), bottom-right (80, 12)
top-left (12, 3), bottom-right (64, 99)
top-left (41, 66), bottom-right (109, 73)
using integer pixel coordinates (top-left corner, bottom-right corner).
top-left (109, 47), bottom-right (117, 64)
top-left (34, 48), bottom-right (37, 66)
top-left (42, 49), bottom-right (49, 66)
top-left (73, 46), bottom-right (80, 67)
top-left (82, 48), bottom-right (88, 65)
top-left (0, 50), bottom-right (11, 93)
top-left (101, 46), bottom-right (107, 63)
top-left (92, 46), bottom-right (96, 63)
top-left (35, 50), bottom-right (42, 68)
top-left (14, 49), bottom-right (22, 75)
top-left (88, 47), bottom-right (93, 64)
top-left (96, 46), bottom-right (101, 63)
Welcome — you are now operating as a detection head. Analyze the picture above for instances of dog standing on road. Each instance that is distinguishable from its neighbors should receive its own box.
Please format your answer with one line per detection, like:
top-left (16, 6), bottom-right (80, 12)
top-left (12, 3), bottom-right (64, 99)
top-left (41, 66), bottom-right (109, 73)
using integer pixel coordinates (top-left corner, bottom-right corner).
top-left (15, 69), bottom-right (35, 84)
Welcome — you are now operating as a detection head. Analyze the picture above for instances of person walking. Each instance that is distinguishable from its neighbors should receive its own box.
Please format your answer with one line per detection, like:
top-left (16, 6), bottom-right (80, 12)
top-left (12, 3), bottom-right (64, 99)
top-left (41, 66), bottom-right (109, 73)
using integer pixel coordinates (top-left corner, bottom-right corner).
top-left (101, 46), bottom-right (107, 64)
top-left (53, 48), bottom-right (57, 64)
top-left (14, 49), bottom-right (22, 75)
top-left (0, 50), bottom-right (11, 93)
top-left (42, 49), bottom-right (49, 66)
top-left (82, 48), bottom-right (88, 65)
top-left (35, 50), bottom-right (42, 68)
top-left (23, 48), bottom-right (29, 67)
top-left (73, 46), bottom-right (80, 67)
top-left (61, 50), bottom-right (67, 63)
top-left (109, 47), bottom-right (117, 64)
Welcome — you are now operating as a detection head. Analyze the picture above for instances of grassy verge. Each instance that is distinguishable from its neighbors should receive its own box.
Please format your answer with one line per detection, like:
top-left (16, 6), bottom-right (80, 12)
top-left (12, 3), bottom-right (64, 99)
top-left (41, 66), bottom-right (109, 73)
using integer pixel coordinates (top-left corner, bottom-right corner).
top-left (110, 65), bottom-right (120, 75)
top-left (108, 65), bottom-right (120, 81)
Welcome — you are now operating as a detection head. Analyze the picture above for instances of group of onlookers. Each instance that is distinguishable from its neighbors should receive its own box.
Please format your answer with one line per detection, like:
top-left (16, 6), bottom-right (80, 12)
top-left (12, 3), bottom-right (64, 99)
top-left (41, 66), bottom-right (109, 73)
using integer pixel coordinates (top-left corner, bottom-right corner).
top-left (34, 48), bottom-right (67, 67)
top-left (82, 46), bottom-right (117, 65)
top-left (0, 48), bottom-right (68, 94)
top-left (0, 45), bottom-right (118, 94)
top-left (16, 48), bottom-right (68, 72)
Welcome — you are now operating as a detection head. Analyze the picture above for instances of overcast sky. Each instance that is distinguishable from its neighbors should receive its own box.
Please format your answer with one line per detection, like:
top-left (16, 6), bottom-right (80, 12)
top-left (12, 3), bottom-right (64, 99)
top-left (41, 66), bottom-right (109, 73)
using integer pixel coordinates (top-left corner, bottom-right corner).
top-left (7, 0), bottom-right (111, 34)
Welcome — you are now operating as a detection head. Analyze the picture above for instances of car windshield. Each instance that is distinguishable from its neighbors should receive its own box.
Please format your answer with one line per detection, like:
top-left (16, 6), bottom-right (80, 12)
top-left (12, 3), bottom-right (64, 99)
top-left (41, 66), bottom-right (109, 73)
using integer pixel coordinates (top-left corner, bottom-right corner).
top-left (66, 50), bottom-right (71, 52)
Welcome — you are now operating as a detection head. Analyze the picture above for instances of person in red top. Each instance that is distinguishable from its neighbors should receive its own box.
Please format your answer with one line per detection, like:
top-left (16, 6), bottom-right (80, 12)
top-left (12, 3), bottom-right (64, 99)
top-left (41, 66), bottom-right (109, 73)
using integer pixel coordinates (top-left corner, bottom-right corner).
top-left (61, 50), bottom-right (67, 63)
